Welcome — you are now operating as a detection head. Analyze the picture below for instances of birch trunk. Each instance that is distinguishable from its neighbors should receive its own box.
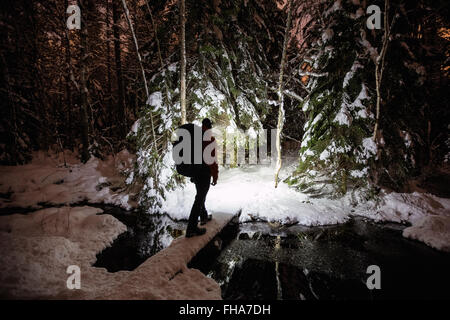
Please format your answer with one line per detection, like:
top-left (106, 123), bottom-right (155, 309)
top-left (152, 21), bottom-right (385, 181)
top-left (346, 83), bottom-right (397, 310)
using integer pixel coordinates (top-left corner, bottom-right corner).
top-left (106, 0), bottom-right (113, 131)
top-left (373, 0), bottom-right (390, 142)
top-left (121, 0), bottom-right (157, 151)
top-left (146, 1), bottom-right (171, 114)
top-left (274, 0), bottom-right (293, 188)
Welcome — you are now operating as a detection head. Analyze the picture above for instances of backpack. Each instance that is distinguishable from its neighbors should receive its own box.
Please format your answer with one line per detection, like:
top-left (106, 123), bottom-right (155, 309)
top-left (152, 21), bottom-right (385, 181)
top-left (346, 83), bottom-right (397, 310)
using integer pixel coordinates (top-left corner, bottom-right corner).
top-left (172, 123), bottom-right (203, 177)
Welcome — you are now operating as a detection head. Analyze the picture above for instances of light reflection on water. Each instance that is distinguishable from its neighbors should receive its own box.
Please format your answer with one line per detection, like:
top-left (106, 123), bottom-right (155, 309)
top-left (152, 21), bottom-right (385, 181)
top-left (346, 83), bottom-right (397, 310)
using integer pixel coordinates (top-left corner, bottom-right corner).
top-left (93, 207), bottom-right (450, 300)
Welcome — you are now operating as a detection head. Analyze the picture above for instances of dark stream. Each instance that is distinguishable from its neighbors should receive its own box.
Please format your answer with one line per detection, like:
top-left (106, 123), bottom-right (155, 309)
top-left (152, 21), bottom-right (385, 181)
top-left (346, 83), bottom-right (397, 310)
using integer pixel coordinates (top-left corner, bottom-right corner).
top-left (202, 218), bottom-right (450, 300)
top-left (92, 206), bottom-right (450, 300)
top-left (92, 205), bottom-right (187, 272)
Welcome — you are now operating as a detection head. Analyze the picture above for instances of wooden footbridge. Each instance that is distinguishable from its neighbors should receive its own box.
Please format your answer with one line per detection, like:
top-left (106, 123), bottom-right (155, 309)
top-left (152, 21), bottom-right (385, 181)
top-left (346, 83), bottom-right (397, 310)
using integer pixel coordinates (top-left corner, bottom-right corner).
top-left (103, 212), bottom-right (239, 299)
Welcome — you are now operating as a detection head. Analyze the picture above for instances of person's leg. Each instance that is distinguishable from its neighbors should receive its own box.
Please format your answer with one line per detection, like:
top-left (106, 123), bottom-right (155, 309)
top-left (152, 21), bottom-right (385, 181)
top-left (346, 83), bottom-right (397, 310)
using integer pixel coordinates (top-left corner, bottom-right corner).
top-left (200, 204), bottom-right (208, 221)
top-left (199, 176), bottom-right (210, 222)
top-left (187, 176), bottom-right (209, 232)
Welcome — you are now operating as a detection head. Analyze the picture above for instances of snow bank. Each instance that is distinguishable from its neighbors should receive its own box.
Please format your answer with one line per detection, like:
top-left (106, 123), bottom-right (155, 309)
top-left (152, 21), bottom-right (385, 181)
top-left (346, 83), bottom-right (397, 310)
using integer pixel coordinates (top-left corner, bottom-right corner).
top-left (0, 150), bottom-right (135, 210)
top-left (161, 164), bottom-right (450, 251)
top-left (0, 206), bottom-right (225, 299)
top-left (0, 150), bottom-right (223, 299)
top-left (358, 192), bottom-right (450, 224)
top-left (0, 206), bottom-right (127, 299)
top-left (403, 216), bottom-right (450, 252)
top-left (357, 192), bottom-right (450, 251)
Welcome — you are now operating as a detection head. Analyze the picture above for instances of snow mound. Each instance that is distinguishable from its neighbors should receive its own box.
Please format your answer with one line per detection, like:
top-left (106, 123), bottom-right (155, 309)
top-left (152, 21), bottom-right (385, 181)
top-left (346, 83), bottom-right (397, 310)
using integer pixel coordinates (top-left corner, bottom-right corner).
top-left (403, 215), bottom-right (450, 252)
top-left (360, 192), bottom-right (450, 224)
top-left (0, 150), bottom-right (135, 210)
top-left (0, 151), bottom-right (224, 299)
top-left (0, 205), bottom-right (225, 299)
top-left (357, 191), bottom-right (450, 251)
top-left (0, 206), bottom-right (127, 299)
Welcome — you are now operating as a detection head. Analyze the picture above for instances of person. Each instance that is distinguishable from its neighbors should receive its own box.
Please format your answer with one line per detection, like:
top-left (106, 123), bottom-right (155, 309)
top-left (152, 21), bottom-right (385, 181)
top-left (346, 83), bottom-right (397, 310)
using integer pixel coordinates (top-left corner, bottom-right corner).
top-left (186, 118), bottom-right (219, 238)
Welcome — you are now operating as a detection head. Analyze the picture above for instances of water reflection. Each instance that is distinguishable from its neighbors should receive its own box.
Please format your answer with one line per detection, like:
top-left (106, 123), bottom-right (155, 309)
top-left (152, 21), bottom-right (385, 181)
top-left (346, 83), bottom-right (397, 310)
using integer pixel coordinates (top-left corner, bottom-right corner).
top-left (94, 208), bottom-right (186, 272)
top-left (93, 207), bottom-right (450, 300)
top-left (205, 218), bottom-right (450, 300)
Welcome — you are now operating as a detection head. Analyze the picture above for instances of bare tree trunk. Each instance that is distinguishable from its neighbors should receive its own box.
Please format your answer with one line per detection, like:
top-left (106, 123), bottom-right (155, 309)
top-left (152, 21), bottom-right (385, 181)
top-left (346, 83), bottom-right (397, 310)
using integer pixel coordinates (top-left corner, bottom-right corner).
top-left (112, 0), bottom-right (127, 137)
top-left (146, 1), bottom-right (171, 114)
top-left (179, 0), bottom-right (187, 124)
top-left (274, 0), bottom-right (293, 188)
top-left (106, 0), bottom-right (113, 132)
top-left (64, 0), bottom-right (74, 150)
top-left (373, 0), bottom-right (393, 142)
top-left (121, 0), bottom-right (157, 151)
top-left (145, 1), bottom-right (164, 71)
top-left (79, 0), bottom-right (91, 163)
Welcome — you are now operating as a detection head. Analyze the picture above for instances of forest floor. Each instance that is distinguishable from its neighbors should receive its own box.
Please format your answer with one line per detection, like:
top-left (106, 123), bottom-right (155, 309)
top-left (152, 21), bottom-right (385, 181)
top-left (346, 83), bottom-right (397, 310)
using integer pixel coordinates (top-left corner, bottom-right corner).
top-left (0, 150), bottom-right (449, 299)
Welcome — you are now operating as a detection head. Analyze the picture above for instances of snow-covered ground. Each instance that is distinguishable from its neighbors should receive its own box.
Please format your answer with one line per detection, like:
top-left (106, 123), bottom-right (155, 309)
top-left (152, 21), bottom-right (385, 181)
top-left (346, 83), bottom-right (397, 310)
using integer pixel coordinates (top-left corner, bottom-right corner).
top-left (162, 164), bottom-right (350, 226)
top-left (360, 192), bottom-right (450, 251)
top-left (162, 161), bottom-right (450, 252)
top-left (0, 206), bottom-right (127, 298)
top-left (0, 150), bottom-right (220, 299)
top-left (0, 149), bottom-right (134, 210)
top-left (3, 151), bottom-right (448, 249)
top-left (0, 205), bottom-right (221, 299)
top-left (0, 150), bottom-right (449, 299)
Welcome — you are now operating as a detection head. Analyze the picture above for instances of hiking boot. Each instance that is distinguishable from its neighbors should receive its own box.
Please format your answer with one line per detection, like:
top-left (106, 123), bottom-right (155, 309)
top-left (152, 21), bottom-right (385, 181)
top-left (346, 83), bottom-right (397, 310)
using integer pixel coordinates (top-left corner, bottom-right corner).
top-left (186, 227), bottom-right (206, 238)
top-left (200, 214), bottom-right (212, 225)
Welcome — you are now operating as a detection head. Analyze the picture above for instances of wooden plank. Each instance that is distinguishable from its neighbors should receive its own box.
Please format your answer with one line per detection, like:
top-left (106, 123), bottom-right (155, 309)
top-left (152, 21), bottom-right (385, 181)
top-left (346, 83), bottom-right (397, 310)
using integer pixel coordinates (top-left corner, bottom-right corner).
top-left (138, 212), bottom-right (236, 274)
top-left (103, 213), bottom-right (237, 299)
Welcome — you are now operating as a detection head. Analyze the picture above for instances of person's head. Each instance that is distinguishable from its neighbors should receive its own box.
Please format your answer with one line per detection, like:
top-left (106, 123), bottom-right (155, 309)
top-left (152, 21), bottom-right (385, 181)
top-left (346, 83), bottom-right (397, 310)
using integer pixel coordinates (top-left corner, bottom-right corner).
top-left (202, 118), bottom-right (213, 130)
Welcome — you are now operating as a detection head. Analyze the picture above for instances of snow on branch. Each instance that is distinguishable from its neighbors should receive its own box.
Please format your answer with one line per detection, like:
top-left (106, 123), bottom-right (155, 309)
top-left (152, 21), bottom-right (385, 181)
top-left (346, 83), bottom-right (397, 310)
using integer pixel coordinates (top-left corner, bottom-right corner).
top-left (269, 87), bottom-right (304, 102)
top-left (298, 71), bottom-right (329, 77)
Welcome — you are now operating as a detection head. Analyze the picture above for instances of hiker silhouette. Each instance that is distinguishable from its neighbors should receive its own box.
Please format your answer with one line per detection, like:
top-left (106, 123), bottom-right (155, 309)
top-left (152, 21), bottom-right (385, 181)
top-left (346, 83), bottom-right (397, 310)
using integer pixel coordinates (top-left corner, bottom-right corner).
top-left (186, 118), bottom-right (219, 238)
